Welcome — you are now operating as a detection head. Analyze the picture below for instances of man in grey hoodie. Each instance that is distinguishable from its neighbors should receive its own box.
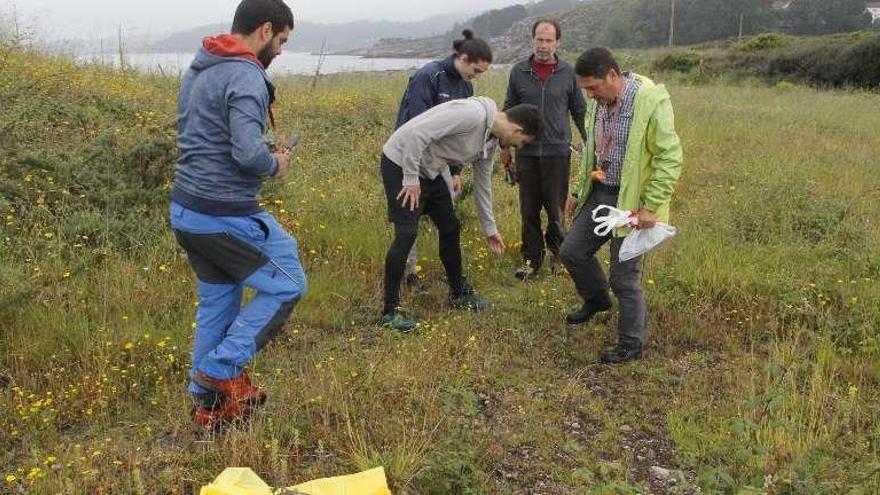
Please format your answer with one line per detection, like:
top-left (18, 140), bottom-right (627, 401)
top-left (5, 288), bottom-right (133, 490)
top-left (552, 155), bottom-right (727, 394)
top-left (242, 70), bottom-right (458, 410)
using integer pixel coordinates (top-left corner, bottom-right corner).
top-left (380, 97), bottom-right (544, 332)
top-left (169, 0), bottom-right (304, 428)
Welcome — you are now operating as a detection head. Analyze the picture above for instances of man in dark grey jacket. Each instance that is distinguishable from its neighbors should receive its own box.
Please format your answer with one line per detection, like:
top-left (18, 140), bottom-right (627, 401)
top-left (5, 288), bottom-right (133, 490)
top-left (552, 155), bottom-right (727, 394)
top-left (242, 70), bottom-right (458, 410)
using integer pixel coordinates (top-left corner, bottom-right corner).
top-left (501, 19), bottom-right (588, 280)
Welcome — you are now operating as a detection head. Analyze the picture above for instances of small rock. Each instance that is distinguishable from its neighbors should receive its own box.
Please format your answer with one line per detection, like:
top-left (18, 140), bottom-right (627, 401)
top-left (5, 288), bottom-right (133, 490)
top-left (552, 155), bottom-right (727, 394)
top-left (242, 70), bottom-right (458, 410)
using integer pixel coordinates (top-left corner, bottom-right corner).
top-left (650, 465), bottom-right (684, 484)
top-left (620, 424), bottom-right (634, 433)
top-left (650, 466), bottom-right (672, 480)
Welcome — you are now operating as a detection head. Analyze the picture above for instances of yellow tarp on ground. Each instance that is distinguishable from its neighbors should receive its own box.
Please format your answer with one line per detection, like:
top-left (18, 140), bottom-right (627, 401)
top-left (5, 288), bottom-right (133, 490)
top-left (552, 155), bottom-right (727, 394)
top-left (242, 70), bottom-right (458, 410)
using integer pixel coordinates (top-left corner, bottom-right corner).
top-left (200, 467), bottom-right (391, 495)
top-left (288, 467), bottom-right (391, 495)
top-left (200, 468), bottom-right (272, 495)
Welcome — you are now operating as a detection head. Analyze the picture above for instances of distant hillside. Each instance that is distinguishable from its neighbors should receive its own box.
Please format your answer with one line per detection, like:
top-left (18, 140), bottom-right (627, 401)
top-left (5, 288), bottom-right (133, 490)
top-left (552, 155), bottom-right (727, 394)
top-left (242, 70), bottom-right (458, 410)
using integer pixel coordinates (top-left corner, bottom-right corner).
top-left (357, 0), bottom-right (874, 62)
top-left (142, 13), bottom-right (470, 54)
top-left (141, 22), bottom-right (227, 53)
top-left (356, 0), bottom-right (590, 62)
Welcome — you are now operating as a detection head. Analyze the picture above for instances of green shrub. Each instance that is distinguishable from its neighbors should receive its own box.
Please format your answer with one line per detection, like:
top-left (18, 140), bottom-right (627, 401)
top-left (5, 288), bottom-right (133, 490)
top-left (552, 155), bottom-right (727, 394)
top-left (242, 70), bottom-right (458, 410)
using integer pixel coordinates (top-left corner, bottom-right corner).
top-left (691, 32), bottom-right (880, 88)
top-left (654, 50), bottom-right (703, 73)
top-left (774, 80), bottom-right (798, 91)
top-left (764, 33), bottom-right (880, 87)
top-left (739, 32), bottom-right (794, 52)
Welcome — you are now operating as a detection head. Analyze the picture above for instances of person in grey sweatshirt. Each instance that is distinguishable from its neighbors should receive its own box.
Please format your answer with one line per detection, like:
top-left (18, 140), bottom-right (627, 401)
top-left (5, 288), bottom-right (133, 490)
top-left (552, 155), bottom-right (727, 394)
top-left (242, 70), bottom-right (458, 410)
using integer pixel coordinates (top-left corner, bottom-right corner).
top-left (379, 97), bottom-right (544, 332)
top-left (394, 30), bottom-right (493, 288)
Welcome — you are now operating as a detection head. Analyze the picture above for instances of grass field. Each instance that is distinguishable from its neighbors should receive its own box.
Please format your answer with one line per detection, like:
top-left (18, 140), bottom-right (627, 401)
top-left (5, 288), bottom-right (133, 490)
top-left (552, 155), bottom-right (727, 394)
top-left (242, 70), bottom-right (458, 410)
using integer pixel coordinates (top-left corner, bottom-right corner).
top-left (1, 46), bottom-right (878, 494)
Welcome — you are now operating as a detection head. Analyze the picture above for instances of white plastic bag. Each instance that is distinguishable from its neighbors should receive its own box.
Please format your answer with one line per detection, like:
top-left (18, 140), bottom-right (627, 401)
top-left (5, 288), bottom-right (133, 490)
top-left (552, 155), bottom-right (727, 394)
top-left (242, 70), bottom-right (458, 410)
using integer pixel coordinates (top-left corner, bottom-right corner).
top-left (619, 223), bottom-right (677, 262)
top-left (591, 205), bottom-right (677, 260)
top-left (591, 205), bottom-right (638, 237)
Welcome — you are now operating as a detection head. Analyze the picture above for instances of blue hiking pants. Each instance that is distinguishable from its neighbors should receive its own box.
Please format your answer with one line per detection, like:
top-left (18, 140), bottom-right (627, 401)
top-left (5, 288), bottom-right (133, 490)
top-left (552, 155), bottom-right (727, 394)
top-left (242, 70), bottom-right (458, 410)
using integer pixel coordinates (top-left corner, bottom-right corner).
top-left (169, 202), bottom-right (307, 399)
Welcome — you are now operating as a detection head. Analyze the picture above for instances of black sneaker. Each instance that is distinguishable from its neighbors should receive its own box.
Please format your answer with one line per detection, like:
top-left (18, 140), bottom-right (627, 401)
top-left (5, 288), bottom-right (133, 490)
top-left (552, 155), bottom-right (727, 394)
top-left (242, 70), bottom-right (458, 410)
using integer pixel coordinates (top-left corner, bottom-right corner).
top-left (451, 292), bottom-right (492, 311)
top-left (600, 344), bottom-right (643, 364)
top-left (565, 297), bottom-right (613, 325)
top-left (450, 282), bottom-right (492, 311)
top-left (379, 310), bottom-right (419, 333)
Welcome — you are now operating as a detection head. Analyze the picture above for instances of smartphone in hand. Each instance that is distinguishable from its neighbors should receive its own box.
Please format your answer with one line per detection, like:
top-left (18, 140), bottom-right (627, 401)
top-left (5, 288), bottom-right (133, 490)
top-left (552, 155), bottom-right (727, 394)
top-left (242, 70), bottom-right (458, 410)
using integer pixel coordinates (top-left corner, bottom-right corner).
top-left (285, 133), bottom-right (301, 153)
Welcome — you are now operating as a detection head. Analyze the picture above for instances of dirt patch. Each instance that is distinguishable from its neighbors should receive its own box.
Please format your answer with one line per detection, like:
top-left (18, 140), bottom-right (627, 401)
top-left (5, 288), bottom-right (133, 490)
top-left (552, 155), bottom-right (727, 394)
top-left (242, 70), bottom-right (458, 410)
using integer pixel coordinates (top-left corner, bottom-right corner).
top-left (574, 365), bottom-right (701, 494)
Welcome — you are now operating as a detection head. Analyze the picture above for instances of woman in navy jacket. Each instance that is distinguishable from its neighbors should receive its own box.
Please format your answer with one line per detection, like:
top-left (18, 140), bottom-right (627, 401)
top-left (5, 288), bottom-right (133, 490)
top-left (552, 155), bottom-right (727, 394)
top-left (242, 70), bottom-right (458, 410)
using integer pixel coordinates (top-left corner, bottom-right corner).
top-left (392, 30), bottom-right (494, 287)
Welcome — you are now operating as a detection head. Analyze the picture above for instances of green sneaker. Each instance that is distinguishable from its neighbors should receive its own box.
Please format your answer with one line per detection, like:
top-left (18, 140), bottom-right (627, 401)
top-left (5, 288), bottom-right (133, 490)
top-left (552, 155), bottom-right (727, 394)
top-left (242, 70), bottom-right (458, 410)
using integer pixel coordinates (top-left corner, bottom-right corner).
top-left (450, 292), bottom-right (492, 311)
top-left (379, 311), bottom-right (419, 333)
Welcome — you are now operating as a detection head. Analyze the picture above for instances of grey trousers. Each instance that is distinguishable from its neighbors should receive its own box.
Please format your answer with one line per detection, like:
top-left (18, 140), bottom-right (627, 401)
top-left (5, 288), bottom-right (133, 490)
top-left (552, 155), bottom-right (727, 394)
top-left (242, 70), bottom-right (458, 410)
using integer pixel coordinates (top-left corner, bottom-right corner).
top-left (558, 184), bottom-right (647, 347)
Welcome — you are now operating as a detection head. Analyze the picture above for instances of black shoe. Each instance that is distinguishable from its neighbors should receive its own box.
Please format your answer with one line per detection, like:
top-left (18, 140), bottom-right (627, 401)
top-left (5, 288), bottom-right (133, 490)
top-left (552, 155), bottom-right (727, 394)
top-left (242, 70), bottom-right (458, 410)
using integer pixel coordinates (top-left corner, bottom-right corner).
top-left (547, 255), bottom-right (562, 275)
top-left (514, 264), bottom-right (536, 281)
top-left (600, 344), bottom-right (643, 364)
top-left (404, 272), bottom-right (420, 288)
top-left (565, 297), bottom-right (612, 325)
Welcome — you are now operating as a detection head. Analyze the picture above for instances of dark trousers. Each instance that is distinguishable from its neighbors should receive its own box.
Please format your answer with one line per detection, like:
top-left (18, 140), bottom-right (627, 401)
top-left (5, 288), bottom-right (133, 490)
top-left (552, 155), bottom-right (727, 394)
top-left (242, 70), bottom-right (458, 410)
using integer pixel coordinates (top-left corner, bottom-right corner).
top-left (558, 183), bottom-right (647, 347)
top-left (517, 154), bottom-right (571, 269)
top-left (380, 155), bottom-right (464, 314)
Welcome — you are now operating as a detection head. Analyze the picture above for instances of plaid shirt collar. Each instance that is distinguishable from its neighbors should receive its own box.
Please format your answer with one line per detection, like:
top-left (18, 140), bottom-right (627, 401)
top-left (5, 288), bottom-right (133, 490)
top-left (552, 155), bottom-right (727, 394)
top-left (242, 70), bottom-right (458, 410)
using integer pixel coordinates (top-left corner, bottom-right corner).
top-left (602, 72), bottom-right (637, 116)
top-left (594, 72), bottom-right (639, 187)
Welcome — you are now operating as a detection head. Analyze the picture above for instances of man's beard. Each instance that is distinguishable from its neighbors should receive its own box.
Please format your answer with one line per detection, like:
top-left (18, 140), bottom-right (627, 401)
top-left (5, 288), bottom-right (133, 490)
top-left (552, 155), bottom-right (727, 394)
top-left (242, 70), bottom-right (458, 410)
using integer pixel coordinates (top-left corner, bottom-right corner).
top-left (258, 42), bottom-right (276, 69)
top-left (534, 51), bottom-right (553, 62)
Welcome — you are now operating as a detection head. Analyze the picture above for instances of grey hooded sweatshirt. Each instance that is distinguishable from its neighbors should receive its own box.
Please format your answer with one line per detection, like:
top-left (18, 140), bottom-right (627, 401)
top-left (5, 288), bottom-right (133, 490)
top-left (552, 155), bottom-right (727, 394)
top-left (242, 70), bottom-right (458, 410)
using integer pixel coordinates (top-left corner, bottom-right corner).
top-left (382, 96), bottom-right (499, 237)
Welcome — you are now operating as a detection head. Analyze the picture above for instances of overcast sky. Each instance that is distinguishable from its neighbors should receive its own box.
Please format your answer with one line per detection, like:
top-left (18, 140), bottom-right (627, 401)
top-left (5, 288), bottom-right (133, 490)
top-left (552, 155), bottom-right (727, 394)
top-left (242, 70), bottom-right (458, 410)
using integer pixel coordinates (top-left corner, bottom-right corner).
top-left (4, 0), bottom-right (520, 40)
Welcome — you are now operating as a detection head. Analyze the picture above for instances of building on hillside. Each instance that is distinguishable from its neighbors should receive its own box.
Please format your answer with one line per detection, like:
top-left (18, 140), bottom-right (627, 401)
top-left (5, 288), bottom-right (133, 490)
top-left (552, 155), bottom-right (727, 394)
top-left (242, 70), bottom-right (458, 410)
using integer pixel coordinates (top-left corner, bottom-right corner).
top-left (771, 1), bottom-right (794, 31)
top-left (867, 2), bottom-right (880, 24)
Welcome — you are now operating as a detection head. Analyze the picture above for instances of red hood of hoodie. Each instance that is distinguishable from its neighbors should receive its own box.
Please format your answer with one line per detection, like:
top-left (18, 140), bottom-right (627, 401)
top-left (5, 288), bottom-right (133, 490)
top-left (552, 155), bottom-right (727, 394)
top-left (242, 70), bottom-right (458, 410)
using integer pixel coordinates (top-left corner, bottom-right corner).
top-left (202, 34), bottom-right (264, 68)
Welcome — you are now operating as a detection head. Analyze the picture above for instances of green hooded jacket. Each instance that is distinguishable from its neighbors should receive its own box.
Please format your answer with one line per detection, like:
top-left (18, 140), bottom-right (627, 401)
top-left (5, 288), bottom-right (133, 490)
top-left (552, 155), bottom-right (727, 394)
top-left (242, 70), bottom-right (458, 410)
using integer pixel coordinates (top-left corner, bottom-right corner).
top-left (573, 74), bottom-right (683, 237)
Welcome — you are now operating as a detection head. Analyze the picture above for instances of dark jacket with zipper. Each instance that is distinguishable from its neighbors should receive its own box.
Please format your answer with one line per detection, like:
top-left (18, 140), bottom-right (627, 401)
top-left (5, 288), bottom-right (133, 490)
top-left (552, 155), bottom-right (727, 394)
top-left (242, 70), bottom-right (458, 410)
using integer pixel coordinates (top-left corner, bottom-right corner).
top-left (394, 55), bottom-right (473, 175)
top-left (395, 55), bottom-right (474, 128)
top-left (503, 55), bottom-right (588, 158)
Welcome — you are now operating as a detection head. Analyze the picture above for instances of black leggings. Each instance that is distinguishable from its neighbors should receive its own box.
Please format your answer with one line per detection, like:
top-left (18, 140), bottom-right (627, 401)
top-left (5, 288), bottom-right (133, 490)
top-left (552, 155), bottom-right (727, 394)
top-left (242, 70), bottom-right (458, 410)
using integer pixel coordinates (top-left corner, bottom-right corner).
top-left (381, 155), bottom-right (464, 313)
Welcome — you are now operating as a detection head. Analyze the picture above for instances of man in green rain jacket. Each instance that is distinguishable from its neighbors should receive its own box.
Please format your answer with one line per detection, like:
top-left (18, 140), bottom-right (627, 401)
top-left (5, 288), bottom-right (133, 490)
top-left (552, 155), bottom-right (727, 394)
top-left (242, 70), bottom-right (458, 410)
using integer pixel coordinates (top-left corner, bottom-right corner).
top-left (559, 47), bottom-right (683, 364)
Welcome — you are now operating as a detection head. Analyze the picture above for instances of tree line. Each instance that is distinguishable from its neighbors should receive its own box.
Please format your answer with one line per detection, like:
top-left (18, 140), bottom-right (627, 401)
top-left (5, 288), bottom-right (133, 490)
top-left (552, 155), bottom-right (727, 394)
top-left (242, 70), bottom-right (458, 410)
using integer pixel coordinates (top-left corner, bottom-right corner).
top-left (603, 0), bottom-right (874, 48)
top-left (454, 0), bottom-right (875, 50)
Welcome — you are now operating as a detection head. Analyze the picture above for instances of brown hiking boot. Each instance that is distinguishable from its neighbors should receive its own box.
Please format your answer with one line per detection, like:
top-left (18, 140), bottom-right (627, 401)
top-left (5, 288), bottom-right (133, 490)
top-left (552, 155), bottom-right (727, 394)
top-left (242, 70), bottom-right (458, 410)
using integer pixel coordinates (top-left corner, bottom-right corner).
top-left (192, 397), bottom-right (251, 428)
top-left (194, 371), bottom-right (267, 406)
